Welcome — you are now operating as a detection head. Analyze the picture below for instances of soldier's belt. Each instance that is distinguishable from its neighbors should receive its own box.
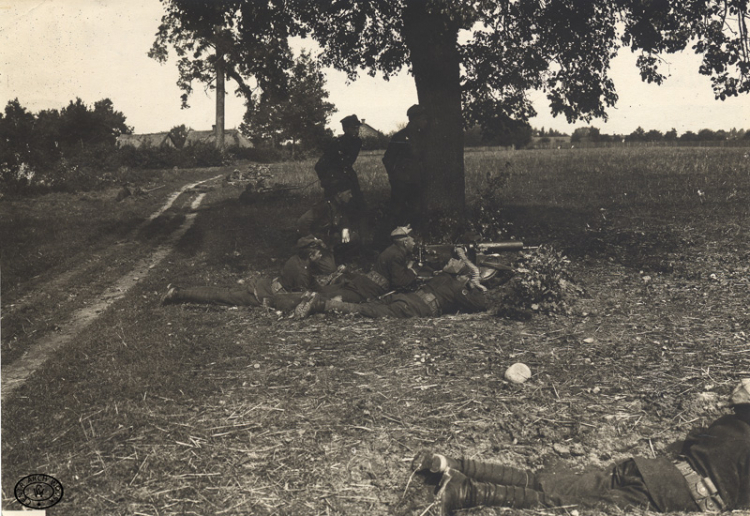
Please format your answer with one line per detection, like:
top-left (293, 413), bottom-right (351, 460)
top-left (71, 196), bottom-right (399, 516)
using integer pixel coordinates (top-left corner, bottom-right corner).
top-left (365, 270), bottom-right (389, 289)
top-left (673, 459), bottom-right (725, 513)
top-left (414, 290), bottom-right (441, 316)
top-left (271, 278), bottom-right (287, 294)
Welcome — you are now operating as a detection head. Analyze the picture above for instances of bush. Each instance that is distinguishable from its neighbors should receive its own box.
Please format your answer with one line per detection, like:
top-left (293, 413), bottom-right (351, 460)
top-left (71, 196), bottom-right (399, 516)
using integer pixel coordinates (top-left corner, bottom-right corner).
top-left (497, 245), bottom-right (584, 316)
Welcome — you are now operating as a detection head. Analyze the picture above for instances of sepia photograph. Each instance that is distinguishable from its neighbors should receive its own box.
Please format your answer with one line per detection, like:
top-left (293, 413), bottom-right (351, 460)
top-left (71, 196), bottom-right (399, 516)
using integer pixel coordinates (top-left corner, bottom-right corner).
top-left (1, 1), bottom-right (749, 515)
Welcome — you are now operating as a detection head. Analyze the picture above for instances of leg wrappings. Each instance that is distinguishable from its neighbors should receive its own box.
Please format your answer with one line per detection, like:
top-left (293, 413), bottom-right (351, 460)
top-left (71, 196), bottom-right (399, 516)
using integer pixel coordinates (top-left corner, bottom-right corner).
top-left (459, 459), bottom-right (541, 489)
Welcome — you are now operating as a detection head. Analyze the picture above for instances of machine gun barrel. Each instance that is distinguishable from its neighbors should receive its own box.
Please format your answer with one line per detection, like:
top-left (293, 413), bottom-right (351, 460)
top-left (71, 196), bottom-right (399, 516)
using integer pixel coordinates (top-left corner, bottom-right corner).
top-left (475, 241), bottom-right (530, 252)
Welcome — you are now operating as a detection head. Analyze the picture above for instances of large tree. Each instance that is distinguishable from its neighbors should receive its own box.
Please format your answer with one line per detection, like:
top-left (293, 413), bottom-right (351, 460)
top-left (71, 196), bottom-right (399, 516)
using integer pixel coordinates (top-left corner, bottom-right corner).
top-left (152, 0), bottom-right (750, 219)
top-left (240, 51), bottom-right (336, 154)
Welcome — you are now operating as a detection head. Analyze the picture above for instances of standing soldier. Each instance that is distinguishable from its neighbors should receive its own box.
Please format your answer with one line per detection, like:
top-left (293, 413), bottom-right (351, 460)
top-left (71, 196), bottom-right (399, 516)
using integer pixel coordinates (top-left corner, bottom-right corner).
top-left (314, 115), bottom-right (364, 210)
top-left (382, 104), bottom-right (428, 226)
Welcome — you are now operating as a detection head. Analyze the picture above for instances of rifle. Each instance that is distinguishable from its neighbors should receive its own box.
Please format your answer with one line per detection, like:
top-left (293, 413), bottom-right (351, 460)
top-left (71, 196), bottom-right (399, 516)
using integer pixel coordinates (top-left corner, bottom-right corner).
top-left (417, 241), bottom-right (538, 272)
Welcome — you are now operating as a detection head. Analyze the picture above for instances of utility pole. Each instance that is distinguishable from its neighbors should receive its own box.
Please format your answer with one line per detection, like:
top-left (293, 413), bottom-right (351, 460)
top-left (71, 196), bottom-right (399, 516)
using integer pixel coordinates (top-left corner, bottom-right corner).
top-left (215, 52), bottom-right (225, 151)
top-left (214, 25), bottom-right (225, 151)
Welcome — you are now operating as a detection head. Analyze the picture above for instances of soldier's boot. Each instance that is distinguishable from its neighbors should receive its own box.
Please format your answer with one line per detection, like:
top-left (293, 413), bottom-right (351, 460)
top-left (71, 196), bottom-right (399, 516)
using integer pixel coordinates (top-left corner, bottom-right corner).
top-left (438, 468), bottom-right (550, 515)
top-left (294, 293), bottom-right (326, 319)
top-left (161, 285), bottom-right (182, 305)
top-left (412, 450), bottom-right (460, 473)
top-left (414, 451), bottom-right (539, 488)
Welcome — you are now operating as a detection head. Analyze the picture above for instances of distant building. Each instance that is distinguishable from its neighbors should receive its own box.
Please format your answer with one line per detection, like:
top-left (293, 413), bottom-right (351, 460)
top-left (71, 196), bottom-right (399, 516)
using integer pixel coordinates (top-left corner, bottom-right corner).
top-left (184, 128), bottom-right (254, 149)
top-left (116, 133), bottom-right (176, 149)
top-left (359, 122), bottom-right (384, 139)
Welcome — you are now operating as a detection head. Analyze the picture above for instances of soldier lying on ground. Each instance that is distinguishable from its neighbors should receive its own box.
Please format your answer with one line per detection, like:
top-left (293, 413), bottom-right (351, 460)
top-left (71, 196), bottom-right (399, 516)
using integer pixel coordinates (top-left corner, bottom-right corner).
top-left (297, 188), bottom-right (355, 274)
top-left (295, 254), bottom-right (489, 319)
top-left (161, 235), bottom-right (325, 312)
top-left (413, 379), bottom-right (750, 514)
top-left (315, 225), bottom-right (419, 303)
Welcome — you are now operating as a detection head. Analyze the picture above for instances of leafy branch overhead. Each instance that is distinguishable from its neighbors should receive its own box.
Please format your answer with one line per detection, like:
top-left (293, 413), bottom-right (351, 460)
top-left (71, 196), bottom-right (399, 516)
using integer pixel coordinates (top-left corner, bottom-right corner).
top-left (150, 0), bottom-right (750, 218)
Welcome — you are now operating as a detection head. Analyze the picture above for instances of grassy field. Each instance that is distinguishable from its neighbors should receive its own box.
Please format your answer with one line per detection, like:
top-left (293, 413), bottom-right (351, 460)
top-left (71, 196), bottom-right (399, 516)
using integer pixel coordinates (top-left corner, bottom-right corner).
top-left (2, 147), bottom-right (749, 515)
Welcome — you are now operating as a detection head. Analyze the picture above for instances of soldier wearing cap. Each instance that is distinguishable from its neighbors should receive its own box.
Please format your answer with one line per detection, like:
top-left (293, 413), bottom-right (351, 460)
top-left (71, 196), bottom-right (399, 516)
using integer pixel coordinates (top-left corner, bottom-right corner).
top-left (161, 235), bottom-right (325, 312)
top-left (300, 225), bottom-right (420, 307)
top-left (314, 114), bottom-right (365, 209)
top-left (296, 249), bottom-right (488, 319)
top-left (382, 104), bottom-right (428, 226)
top-left (413, 379), bottom-right (750, 514)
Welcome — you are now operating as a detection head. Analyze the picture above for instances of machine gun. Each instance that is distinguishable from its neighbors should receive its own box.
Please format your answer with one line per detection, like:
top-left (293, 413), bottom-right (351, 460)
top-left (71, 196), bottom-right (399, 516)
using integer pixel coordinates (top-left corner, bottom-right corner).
top-left (417, 241), bottom-right (538, 276)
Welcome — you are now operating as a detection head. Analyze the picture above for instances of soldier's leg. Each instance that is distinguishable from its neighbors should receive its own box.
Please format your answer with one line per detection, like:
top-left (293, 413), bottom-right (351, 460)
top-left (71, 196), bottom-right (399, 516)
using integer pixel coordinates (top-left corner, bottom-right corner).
top-left (319, 284), bottom-right (367, 303)
top-left (414, 450), bottom-right (541, 488)
top-left (439, 468), bottom-right (554, 513)
top-left (268, 293), bottom-right (305, 313)
top-left (162, 286), bottom-right (259, 306)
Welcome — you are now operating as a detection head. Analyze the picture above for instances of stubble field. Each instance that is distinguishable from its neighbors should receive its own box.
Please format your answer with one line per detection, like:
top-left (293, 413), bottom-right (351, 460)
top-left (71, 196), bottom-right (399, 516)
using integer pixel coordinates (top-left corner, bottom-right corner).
top-left (2, 146), bottom-right (749, 515)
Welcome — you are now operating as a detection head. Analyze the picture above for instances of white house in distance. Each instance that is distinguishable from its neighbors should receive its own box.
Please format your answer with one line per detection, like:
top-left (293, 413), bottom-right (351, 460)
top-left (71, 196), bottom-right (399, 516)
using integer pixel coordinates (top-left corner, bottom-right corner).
top-left (184, 129), bottom-right (254, 149)
top-left (116, 132), bottom-right (176, 149)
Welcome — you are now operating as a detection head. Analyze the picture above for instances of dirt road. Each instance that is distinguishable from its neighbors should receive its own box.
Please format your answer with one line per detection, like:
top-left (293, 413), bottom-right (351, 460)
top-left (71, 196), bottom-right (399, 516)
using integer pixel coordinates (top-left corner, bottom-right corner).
top-left (1, 175), bottom-right (222, 400)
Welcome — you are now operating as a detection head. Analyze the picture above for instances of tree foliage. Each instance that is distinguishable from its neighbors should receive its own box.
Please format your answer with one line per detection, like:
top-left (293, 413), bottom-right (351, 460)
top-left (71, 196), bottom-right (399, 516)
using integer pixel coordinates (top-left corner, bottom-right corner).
top-left (168, 124), bottom-right (190, 148)
top-left (152, 0), bottom-right (750, 218)
top-left (240, 51), bottom-right (335, 151)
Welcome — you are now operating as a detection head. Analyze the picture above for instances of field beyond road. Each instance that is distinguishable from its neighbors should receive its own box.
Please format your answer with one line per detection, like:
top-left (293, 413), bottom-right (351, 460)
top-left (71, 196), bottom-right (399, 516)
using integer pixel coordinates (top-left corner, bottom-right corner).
top-left (2, 147), bottom-right (749, 515)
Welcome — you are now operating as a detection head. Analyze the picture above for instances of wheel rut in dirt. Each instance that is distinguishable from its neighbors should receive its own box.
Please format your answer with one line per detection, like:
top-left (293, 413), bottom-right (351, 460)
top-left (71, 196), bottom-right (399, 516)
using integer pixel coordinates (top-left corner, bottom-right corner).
top-left (1, 176), bottom-right (222, 400)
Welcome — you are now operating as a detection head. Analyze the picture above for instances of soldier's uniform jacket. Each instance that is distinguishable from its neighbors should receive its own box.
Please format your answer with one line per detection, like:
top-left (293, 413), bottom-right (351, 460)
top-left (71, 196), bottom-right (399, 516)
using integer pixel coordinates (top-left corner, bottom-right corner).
top-left (297, 198), bottom-right (350, 245)
top-left (382, 125), bottom-right (424, 186)
top-left (372, 244), bottom-right (418, 290)
top-left (314, 134), bottom-right (362, 193)
top-left (253, 255), bottom-right (320, 299)
top-left (679, 409), bottom-right (750, 510)
top-left (319, 243), bottom-right (418, 303)
top-left (345, 273), bottom-right (488, 319)
top-left (417, 273), bottom-right (489, 315)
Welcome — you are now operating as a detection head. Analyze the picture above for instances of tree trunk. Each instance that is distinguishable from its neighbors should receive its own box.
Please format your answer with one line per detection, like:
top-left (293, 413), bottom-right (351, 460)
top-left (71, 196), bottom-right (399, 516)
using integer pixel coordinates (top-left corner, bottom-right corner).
top-left (402, 2), bottom-right (465, 223)
top-left (215, 52), bottom-right (225, 151)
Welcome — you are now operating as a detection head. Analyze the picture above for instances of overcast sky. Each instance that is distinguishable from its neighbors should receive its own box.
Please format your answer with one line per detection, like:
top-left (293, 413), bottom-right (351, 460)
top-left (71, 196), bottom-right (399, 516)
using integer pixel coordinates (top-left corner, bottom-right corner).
top-left (2, 0), bottom-right (748, 137)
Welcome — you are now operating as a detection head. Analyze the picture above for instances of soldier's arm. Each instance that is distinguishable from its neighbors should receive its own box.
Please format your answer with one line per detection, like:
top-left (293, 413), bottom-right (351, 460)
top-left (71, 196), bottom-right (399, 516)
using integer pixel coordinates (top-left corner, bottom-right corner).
top-left (382, 136), bottom-right (404, 176)
top-left (297, 207), bottom-right (317, 235)
top-left (389, 253), bottom-right (418, 289)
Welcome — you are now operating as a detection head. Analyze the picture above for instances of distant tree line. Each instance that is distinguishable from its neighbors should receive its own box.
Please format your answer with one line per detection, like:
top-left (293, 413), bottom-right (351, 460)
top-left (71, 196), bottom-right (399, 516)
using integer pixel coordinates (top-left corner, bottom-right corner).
top-left (0, 98), bottom-right (263, 195)
top-left (569, 126), bottom-right (750, 144)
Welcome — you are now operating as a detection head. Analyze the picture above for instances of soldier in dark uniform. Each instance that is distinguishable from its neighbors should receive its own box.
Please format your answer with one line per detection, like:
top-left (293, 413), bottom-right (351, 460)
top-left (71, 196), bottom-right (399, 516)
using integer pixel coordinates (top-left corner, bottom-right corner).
top-left (414, 379), bottom-right (750, 514)
top-left (296, 255), bottom-right (488, 319)
top-left (161, 235), bottom-right (324, 312)
top-left (298, 225), bottom-right (419, 309)
top-left (314, 114), bottom-right (364, 209)
top-left (382, 104), bottom-right (428, 226)
top-left (297, 188), bottom-right (355, 274)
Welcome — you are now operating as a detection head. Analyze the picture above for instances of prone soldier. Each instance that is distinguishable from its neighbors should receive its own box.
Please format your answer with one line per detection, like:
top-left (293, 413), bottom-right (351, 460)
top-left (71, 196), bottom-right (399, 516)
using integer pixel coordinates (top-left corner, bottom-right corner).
top-left (414, 379), bottom-right (750, 514)
top-left (161, 235), bottom-right (325, 312)
top-left (295, 253), bottom-right (489, 319)
top-left (311, 225), bottom-right (419, 304)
